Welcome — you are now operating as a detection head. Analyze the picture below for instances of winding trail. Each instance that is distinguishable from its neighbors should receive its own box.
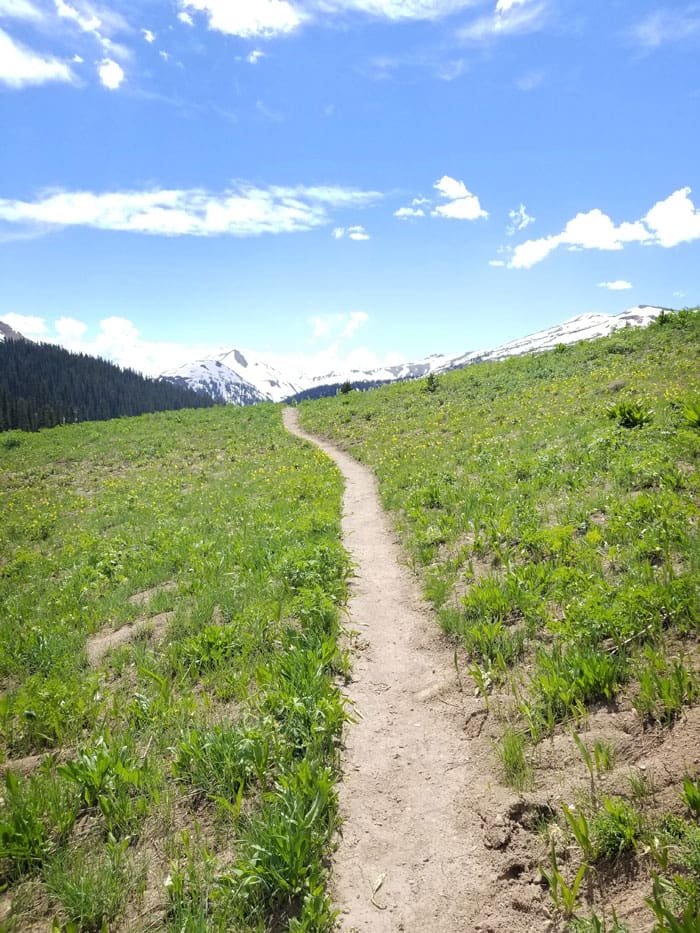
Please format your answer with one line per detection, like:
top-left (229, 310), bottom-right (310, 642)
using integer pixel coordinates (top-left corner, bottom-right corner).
top-left (283, 408), bottom-right (491, 932)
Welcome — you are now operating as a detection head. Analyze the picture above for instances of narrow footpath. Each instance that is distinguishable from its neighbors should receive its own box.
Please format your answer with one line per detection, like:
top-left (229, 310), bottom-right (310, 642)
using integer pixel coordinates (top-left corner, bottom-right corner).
top-left (283, 408), bottom-right (491, 932)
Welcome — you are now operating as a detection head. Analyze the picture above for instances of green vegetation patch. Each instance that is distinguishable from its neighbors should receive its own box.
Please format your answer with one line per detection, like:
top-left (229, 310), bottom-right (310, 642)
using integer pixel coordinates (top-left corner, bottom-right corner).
top-left (0, 403), bottom-right (349, 930)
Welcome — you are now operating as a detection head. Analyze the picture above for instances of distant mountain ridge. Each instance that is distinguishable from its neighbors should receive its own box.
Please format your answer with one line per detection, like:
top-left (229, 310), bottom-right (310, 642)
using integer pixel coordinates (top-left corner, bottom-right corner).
top-left (161, 305), bottom-right (670, 405)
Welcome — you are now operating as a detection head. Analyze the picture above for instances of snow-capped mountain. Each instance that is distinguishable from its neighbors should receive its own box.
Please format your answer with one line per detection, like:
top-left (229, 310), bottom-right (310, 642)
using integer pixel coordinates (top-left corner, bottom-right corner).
top-left (0, 321), bottom-right (27, 342)
top-left (161, 347), bottom-right (303, 405)
top-left (431, 304), bottom-right (666, 374)
top-left (161, 359), bottom-right (269, 406)
top-left (160, 305), bottom-right (669, 405)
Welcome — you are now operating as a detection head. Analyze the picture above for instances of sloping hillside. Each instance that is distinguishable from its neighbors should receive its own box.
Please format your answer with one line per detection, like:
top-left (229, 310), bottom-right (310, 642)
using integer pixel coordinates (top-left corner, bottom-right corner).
top-left (299, 308), bottom-right (700, 928)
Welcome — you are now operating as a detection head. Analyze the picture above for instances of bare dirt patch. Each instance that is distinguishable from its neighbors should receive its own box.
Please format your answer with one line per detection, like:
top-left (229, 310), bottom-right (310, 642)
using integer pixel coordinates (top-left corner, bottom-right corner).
top-left (86, 611), bottom-right (175, 667)
top-left (128, 581), bottom-right (178, 608)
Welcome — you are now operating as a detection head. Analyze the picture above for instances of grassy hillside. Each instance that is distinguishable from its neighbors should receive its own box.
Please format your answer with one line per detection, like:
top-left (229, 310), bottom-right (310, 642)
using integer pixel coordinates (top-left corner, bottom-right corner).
top-left (299, 309), bottom-right (700, 929)
top-left (0, 406), bottom-right (349, 931)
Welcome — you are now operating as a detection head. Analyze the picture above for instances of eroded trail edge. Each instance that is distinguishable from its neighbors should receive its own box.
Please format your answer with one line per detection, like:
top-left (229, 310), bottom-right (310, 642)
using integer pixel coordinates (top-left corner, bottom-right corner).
top-left (283, 408), bottom-right (487, 931)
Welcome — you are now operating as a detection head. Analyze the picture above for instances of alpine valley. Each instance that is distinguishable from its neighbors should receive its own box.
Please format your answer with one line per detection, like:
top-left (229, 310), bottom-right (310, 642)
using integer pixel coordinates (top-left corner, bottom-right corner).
top-left (160, 305), bottom-right (670, 405)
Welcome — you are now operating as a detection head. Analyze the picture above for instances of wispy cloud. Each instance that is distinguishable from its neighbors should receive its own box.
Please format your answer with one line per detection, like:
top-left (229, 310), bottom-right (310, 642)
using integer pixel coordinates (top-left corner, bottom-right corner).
top-left (0, 0), bottom-right (132, 90)
top-left (312, 310), bottom-right (369, 338)
top-left (633, 8), bottom-right (700, 49)
top-left (506, 203), bottom-right (534, 235)
top-left (0, 0), bottom-right (43, 21)
top-left (178, 0), bottom-right (303, 39)
top-left (0, 27), bottom-right (74, 87)
top-left (505, 187), bottom-right (700, 269)
top-left (459, 0), bottom-right (547, 42)
top-left (0, 183), bottom-right (382, 238)
top-left (332, 224), bottom-right (370, 240)
top-left (179, 0), bottom-right (482, 39)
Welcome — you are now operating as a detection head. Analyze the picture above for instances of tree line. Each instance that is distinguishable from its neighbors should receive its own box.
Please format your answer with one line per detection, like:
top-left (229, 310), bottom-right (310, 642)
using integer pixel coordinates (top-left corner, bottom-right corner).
top-left (0, 338), bottom-right (216, 432)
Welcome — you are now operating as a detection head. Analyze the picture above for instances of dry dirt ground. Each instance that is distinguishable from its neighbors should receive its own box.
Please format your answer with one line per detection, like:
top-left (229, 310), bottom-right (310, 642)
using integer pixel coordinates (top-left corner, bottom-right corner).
top-left (283, 408), bottom-right (700, 933)
top-left (284, 408), bottom-right (545, 932)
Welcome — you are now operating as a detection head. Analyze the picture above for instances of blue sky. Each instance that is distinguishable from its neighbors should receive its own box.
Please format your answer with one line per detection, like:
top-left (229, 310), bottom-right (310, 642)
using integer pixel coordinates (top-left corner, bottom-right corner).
top-left (1, 0), bottom-right (699, 376)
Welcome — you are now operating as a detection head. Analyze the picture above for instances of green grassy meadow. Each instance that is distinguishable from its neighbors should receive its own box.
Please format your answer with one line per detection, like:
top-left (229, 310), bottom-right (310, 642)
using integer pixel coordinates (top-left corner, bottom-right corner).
top-left (1, 310), bottom-right (699, 931)
top-left (0, 405), bottom-right (350, 931)
top-left (299, 309), bottom-right (700, 929)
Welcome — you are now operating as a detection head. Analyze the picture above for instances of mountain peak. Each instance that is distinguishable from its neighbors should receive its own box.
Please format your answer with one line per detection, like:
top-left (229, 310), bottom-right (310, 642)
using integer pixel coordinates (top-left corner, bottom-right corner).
top-left (160, 304), bottom-right (669, 406)
top-left (0, 320), bottom-right (28, 342)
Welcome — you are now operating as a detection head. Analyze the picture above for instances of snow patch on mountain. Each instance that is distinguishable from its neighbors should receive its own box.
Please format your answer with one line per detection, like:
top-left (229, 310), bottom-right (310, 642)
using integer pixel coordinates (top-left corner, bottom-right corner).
top-left (0, 321), bottom-right (27, 343)
top-left (432, 305), bottom-right (666, 373)
top-left (160, 305), bottom-right (670, 405)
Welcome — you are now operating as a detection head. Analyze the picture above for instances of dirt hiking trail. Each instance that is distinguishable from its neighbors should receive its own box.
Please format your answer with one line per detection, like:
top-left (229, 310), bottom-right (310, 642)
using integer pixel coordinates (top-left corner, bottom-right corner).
top-left (283, 408), bottom-right (543, 933)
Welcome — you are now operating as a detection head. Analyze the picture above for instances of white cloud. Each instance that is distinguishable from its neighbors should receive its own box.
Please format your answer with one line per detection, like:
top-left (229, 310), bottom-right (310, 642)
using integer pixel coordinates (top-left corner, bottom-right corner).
top-left (0, 28), bottom-right (74, 87)
top-left (495, 0), bottom-right (528, 12)
top-left (0, 0), bottom-right (42, 20)
top-left (507, 203), bottom-right (534, 234)
top-left (459, 0), bottom-right (546, 41)
top-left (316, 0), bottom-right (478, 21)
top-left (55, 0), bottom-right (99, 34)
top-left (179, 0), bottom-right (302, 38)
top-left (55, 316), bottom-right (89, 340)
top-left (247, 49), bottom-right (265, 63)
top-left (560, 209), bottom-right (649, 251)
top-left (177, 10), bottom-right (193, 25)
top-left (178, 0), bottom-right (487, 37)
top-left (309, 310), bottom-right (369, 341)
top-left (142, 27), bottom-right (155, 42)
top-left (310, 315), bottom-right (333, 337)
top-left (5, 310), bottom-right (400, 380)
top-left (347, 224), bottom-right (369, 240)
top-left (341, 310), bottom-right (369, 337)
top-left (332, 224), bottom-right (370, 240)
top-left (644, 186), bottom-right (700, 247)
top-left (1, 312), bottom-right (48, 338)
top-left (633, 9), bottom-right (700, 48)
top-left (52, 315), bottom-right (220, 375)
top-left (508, 187), bottom-right (700, 269)
top-left (394, 206), bottom-right (425, 218)
top-left (509, 235), bottom-right (558, 268)
top-left (98, 57), bottom-right (123, 89)
top-left (598, 280), bottom-right (633, 291)
top-left (0, 183), bottom-right (382, 238)
top-left (489, 259), bottom-right (506, 267)
top-left (432, 174), bottom-right (487, 220)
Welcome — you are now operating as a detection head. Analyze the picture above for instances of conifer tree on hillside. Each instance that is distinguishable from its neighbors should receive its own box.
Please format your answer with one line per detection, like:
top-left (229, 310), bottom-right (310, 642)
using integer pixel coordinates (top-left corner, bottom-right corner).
top-left (0, 339), bottom-right (216, 432)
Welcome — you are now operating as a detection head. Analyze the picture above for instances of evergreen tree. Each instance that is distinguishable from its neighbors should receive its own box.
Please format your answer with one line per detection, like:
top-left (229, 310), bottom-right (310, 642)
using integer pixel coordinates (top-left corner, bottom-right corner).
top-left (0, 338), bottom-right (217, 432)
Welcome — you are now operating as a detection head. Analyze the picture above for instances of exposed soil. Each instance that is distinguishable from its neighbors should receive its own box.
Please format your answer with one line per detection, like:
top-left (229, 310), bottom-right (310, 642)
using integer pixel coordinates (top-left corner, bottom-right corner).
top-left (284, 408), bottom-right (535, 931)
top-left (85, 582), bottom-right (178, 667)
